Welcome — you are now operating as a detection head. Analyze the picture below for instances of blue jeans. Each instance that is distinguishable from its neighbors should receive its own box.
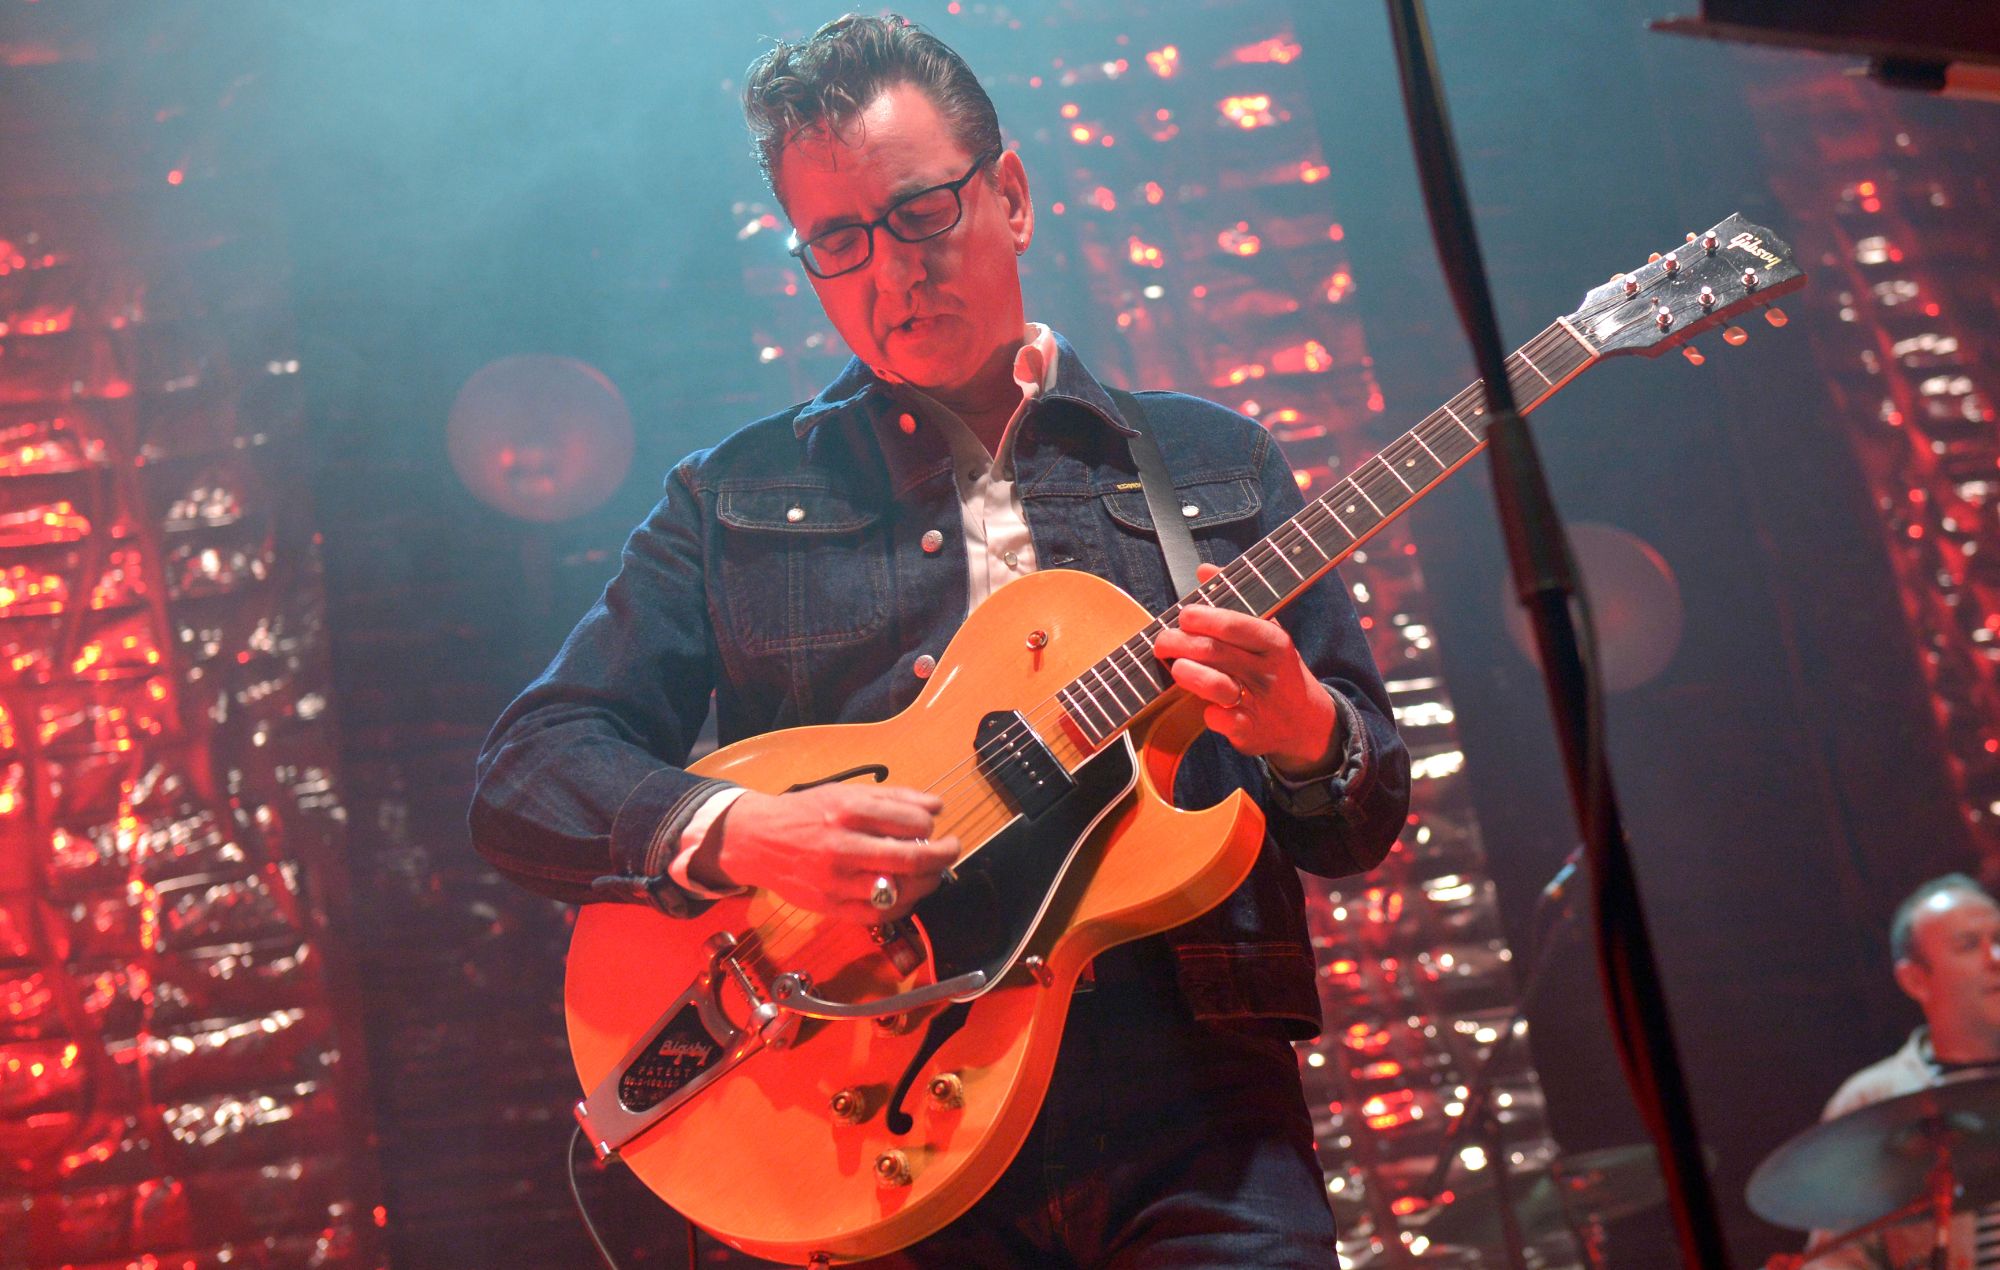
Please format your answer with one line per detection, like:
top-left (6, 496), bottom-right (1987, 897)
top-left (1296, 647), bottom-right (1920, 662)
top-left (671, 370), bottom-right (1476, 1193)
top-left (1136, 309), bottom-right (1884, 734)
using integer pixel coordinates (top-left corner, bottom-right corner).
top-left (865, 955), bottom-right (1338, 1269)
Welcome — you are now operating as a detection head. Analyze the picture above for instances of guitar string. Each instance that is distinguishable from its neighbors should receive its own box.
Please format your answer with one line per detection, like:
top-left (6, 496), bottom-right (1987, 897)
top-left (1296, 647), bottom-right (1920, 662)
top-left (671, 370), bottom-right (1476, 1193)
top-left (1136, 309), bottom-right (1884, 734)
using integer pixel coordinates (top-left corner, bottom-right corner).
top-left (728, 293), bottom-right (1680, 975)
top-left (734, 319), bottom-right (1595, 969)
top-left (737, 316), bottom-right (1602, 970)
top-left (734, 390), bottom-right (1542, 969)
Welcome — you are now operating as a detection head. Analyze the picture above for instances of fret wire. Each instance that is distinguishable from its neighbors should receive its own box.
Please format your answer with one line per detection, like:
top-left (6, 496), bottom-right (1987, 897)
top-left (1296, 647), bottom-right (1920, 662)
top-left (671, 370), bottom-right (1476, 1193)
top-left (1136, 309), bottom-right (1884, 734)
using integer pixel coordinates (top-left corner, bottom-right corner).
top-left (1250, 541), bottom-right (1295, 589)
top-left (1268, 531), bottom-right (1307, 579)
top-left (1375, 453), bottom-right (1415, 492)
top-left (1230, 556), bottom-right (1280, 611)
top-left (1516, 346), bottom-right (1555, 386)
top-left (1115, 640), bottom-right (1169, 691)
top-left (1292, 512), bottom-right (1337, 560)
top-left (1078, 668), bottom-right (1122, 724)
top-left (1103, 648), bottom-right (1150, 701)
top-left (1411, 428), bottom-right (1446, 468)
top-left (1210, 570), bottom-right (1253, 613)
top-left (1060, 688), bottom-right (1108, 743)
top-left (1382, 433), bottom-right (1443, 485)
top-left (1089, 663), bottom-right (1140, 715)
top-left (1316, 499), bottom-right (1356, 543)
top-left (1442, 402), bottom-right (1477, 440)
top-left (1071, 681), bottom-right (1117, 736)
top-left (1418, 415), bottom-right (1473, 462)
top-left (1354, 465), bottom-right (1403, 511)
top-left (1345, 479), bottom-right (1384, 517)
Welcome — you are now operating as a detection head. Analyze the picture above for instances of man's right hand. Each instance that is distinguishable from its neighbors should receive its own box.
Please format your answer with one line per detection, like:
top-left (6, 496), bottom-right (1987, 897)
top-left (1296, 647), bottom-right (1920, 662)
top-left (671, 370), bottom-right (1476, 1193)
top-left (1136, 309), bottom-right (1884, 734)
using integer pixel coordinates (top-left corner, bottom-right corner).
top-left (689, 785), bottom-right (962, 923)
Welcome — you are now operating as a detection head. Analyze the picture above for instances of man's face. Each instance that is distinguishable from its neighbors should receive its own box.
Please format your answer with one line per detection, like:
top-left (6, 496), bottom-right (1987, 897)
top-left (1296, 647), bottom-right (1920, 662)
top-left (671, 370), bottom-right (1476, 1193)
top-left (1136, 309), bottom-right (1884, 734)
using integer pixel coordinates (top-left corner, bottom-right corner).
top-left (774, 82), bottom-right (1032, 397)
top-left (1899, 889), bottom-right (2000, 1037)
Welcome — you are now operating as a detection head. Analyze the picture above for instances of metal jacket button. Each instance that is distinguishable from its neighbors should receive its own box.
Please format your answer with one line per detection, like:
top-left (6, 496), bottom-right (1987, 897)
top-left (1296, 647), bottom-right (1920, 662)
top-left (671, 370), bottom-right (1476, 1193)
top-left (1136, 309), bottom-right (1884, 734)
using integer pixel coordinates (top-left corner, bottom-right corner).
top-left (921, 529), bottom-right (944, 553)
top-left (913, 655), bottom-right (936, 679)
top-left (1181, 502), bottom-right (1199, 518)
top-left (898, 412), bottom-right (917, 434)
top-left (786, 505), bottom-right (806, 523)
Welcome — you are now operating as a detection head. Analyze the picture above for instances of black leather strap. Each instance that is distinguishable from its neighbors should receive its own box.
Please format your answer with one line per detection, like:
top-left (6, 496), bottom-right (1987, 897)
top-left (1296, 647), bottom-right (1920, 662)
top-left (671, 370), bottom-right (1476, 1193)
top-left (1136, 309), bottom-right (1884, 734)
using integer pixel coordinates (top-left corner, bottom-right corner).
top-left (1107, 388), bottom-right (1200, 597)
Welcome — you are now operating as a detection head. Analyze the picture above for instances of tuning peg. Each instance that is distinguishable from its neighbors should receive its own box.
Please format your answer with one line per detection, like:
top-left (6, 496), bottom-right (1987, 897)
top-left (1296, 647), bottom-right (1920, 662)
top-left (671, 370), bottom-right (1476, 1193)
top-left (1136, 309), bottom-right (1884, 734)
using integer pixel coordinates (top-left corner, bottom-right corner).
top-left (1620, 274), bottom-right (1638, 298)
top-left (1656, 308), bottom-right (1675, 331)
top-left (1648, 252), bottom-right (1663, 263)
top-left (1682, 345), bottom-right (1706, 366)
top-left (1703, 231), bottom-right (1719, 252)
top-left (1764, 307), bottom-right (1789, 327)
top-left (1663, 255), bottom-right (1679, 275)
top-left (1723, 325), bottom-right (1748, 346)
top-left (1742, 269), bottom-right (1759, 290)
top-left (1685, 232), bottom-right (1698, 243)
top-left (1699, 286), bottom-right (1716, 309)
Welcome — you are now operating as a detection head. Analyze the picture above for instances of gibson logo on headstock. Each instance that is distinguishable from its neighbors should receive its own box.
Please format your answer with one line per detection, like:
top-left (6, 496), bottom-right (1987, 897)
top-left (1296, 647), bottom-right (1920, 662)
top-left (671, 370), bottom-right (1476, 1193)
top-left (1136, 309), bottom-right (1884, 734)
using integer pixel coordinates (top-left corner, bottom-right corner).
top-left (1728, 231), bottom-right (1782, 271)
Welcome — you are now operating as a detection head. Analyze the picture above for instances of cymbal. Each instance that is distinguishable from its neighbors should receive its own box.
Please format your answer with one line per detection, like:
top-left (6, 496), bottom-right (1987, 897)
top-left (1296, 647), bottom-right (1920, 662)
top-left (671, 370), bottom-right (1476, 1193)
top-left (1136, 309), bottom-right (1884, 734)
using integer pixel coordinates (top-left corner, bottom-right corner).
top-left (1556, 1144), bottom-right (1671, 1224)
top-left (1749, 1077), bottom-right (2000, 1232)
top-left (1423, 1144), bottom-right (1668, 1247)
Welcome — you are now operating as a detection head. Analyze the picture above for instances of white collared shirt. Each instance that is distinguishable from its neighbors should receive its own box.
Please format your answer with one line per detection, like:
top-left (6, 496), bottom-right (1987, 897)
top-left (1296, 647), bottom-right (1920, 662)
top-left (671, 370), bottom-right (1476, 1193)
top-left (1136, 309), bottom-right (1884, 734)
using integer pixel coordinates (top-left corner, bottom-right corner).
top-left (669, 324), bottom-right (1061, 897)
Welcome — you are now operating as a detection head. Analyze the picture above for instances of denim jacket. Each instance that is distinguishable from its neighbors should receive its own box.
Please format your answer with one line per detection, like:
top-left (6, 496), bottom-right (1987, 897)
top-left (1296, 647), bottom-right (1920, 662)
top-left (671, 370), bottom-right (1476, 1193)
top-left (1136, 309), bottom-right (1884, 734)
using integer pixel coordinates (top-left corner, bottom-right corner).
top-left (470, 334), bottom-right (1409, 1037)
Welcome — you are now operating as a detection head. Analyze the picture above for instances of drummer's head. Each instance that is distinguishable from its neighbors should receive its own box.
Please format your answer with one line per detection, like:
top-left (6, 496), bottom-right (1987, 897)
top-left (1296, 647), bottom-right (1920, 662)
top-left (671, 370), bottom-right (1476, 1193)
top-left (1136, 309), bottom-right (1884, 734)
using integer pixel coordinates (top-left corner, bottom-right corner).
top-left (1891, 874), bottom-right (2000, 1051)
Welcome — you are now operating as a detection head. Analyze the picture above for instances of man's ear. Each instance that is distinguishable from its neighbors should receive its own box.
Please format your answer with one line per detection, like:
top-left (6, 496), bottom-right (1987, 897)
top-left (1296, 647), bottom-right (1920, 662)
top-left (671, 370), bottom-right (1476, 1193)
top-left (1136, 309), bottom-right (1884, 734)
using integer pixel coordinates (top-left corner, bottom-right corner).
top-left (1894, 956), bottom-right (1929, 1006)
top-left (996, 148), bottom-right (1033, 254)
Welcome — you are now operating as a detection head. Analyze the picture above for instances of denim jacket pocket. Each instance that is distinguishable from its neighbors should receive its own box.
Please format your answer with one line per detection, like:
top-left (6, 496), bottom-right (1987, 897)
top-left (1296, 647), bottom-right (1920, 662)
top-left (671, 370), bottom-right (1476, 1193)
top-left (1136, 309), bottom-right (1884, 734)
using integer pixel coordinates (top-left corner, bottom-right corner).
top-left (1090, 473), bottom-right (1264, 611)
top-left (714, 478), bottom-right (890, 653)
top-left (1099, 473), bottom-right (1262, 535)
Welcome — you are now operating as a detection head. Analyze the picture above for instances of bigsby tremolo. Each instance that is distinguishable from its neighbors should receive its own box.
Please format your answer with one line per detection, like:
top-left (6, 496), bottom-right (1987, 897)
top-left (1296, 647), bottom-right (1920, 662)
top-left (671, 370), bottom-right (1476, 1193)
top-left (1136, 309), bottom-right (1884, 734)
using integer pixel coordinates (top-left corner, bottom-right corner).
top-left (573, 929), bottom-right (987, 1161)
top-left (574, 931), bottom-right (777, 1160)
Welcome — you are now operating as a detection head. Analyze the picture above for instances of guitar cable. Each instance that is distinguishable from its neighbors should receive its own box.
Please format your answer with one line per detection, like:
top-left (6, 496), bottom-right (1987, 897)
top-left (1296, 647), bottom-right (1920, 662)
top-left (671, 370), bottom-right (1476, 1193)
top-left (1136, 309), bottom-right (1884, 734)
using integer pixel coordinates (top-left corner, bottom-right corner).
top-left (567, 1125), bottom-right (704, 1270)
top-left (568, 1125), bottom-right (627, 1270)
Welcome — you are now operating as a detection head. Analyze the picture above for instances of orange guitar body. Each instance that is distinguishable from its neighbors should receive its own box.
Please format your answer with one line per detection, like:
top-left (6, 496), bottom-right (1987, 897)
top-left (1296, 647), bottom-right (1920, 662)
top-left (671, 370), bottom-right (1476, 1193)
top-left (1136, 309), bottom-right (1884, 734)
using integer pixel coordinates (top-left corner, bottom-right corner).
top-left (564, 569), bottom-right (1266, 1265)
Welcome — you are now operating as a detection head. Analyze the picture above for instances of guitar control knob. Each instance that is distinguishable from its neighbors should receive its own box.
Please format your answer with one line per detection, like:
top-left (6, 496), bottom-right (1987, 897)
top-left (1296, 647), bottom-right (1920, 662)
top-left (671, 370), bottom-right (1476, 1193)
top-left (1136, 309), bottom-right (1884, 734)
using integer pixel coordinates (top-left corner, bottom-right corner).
top-left (927, 1073), bottom-right (965, 1110)
top-left (875, 1150), bottom-right (913, 1188)
top-left (830, 1088), bottom-right (868, 1124)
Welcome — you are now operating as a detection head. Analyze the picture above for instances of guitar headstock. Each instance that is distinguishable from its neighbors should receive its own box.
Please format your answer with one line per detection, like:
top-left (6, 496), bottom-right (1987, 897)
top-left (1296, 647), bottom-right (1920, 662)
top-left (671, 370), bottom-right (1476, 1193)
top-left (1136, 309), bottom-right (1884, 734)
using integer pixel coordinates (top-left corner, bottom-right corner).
top-left (1569, 213), bottom-right (1806, 360)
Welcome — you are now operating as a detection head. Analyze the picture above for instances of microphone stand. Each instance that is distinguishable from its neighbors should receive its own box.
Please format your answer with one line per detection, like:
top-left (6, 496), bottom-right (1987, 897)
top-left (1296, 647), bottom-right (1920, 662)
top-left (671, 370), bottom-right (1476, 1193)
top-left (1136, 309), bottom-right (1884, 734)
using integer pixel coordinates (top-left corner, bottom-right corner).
top-left (1419, 849), bottom-right (1582, 1270)
top-left (1379, 3), bottom-right (1731, 1266)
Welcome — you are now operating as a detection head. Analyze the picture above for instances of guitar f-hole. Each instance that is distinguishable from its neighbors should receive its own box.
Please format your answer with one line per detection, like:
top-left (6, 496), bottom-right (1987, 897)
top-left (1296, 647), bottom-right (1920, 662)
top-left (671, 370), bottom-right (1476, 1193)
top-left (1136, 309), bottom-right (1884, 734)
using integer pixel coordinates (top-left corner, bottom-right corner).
top-left (785, 764), bottom-right (891, 792)
top-left (883, 1001), bottom-right (973, 1136)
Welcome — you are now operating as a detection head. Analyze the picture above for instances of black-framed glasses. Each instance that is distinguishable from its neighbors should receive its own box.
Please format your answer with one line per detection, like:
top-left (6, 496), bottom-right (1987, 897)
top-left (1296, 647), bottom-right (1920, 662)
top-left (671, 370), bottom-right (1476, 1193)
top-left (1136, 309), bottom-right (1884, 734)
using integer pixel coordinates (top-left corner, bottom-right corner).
top-left (786, 148), bottom-right (1002, 280)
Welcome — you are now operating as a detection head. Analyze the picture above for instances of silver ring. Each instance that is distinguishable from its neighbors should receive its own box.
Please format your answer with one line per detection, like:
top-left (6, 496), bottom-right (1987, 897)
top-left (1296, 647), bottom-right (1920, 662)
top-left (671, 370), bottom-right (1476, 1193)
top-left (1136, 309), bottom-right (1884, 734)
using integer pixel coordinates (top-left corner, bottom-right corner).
top-left (1222, 678), bottom-right (1246, 710)
top-left (869, 875), bottom-right (900, 911)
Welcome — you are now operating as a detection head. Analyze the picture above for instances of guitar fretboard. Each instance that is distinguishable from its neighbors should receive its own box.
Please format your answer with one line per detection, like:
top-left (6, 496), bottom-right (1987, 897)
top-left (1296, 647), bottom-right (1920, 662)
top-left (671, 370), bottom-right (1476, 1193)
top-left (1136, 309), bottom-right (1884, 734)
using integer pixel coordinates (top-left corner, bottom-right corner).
top-left (1056, 319), bottom-right (1597, 748)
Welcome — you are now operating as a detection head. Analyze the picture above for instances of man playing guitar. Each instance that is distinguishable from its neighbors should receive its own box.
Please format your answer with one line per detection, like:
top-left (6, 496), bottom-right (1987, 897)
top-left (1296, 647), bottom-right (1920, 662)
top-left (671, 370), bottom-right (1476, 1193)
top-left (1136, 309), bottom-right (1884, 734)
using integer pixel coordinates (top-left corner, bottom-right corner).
top-left (471, 14), bottom-right (1409, 1265)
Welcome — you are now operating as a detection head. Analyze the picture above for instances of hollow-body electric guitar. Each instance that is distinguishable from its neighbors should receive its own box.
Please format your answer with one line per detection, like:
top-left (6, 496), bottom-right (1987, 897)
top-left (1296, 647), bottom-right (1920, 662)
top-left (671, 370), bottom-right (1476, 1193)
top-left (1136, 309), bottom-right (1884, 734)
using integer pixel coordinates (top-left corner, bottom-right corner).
top-left (564, 215), bottom-right (1804, 1265)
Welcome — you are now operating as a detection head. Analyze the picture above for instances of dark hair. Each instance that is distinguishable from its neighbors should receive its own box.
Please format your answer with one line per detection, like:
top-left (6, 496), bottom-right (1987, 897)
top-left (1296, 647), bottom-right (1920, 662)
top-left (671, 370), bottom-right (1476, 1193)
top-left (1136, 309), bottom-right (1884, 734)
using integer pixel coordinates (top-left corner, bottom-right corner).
top-left (742, 13), bottom-right (1003, 195)
top-left (1891, 873), bottom-right (1995, 964)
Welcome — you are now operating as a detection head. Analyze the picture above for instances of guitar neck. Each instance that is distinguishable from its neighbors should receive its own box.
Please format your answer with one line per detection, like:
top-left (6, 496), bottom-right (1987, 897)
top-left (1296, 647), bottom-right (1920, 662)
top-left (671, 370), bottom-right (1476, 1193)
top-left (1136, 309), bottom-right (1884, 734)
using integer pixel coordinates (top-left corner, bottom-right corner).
top-left (1056, 318), bottom-right (1600, 748)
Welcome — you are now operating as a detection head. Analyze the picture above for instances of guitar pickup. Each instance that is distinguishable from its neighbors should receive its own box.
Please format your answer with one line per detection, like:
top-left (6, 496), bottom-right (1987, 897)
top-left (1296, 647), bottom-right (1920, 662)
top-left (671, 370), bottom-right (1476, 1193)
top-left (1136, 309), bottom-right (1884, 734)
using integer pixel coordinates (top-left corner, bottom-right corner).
top-left (975, 711), bottom-right (1074, 820)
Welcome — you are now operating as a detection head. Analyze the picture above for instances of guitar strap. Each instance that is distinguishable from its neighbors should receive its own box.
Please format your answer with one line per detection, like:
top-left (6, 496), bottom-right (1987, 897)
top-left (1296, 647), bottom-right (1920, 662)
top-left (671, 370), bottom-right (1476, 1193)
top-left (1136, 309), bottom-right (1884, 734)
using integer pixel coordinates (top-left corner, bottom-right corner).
top-left (1106, 387), bottom-right (1201, 597)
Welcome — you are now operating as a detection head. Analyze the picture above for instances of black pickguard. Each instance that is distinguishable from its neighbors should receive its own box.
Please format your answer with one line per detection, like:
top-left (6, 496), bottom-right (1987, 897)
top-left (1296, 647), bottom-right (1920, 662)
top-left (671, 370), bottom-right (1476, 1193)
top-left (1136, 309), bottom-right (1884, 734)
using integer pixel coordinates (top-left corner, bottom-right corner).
top-left (912, 738), bottom-right (1136, 986)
